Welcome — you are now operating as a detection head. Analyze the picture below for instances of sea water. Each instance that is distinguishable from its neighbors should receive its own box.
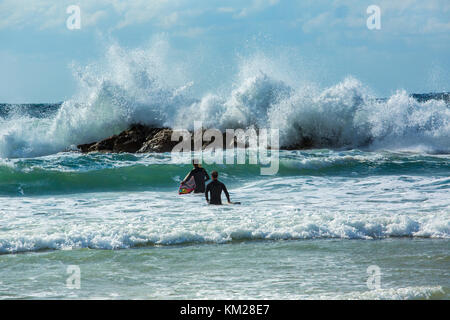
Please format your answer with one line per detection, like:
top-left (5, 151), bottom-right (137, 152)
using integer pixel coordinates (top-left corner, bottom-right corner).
top-left (0, 44), bottom-right (449, 299)
top-left (0, 151), bottom-right (448, 299)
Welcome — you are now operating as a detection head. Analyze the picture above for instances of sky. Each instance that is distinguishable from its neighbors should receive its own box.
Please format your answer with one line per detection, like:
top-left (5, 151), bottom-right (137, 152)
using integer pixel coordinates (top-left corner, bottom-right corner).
top-left (0, 0), bottom-right (449, 103)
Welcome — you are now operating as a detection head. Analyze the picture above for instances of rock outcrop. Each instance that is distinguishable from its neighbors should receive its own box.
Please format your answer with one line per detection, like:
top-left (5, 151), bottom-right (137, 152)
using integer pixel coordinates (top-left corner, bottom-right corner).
top-left (137, 128), bottom-right (179, 153)
top-left (77, 124), bottom-right (164, 153)
top-left (77, 124), bottom-right (233, 154)
top-left (76, 123), bottom-right (316, 153)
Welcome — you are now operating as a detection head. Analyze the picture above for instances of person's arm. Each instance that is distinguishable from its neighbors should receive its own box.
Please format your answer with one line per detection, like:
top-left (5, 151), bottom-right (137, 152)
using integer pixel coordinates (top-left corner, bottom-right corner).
top-left (222, 183), bottom-right (231, 203)
top-left (182, 170), bottom-right (193, 184)
top-left (204, 169), bottom-right (210, 182)
top-left (205, 183), bottom-right (210, 203)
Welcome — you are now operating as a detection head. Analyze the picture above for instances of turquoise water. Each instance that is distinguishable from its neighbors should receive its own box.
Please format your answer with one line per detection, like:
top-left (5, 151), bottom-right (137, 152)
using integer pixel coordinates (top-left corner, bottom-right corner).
top-left (0, 150), bottom-right (449, 299)
top-left (0, 239), bottom-right (448, 299)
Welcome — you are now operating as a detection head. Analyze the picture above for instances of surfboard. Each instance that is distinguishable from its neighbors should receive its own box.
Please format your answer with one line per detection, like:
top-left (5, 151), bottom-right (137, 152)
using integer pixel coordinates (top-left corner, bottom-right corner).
top-left (179, 176), bottom-right (196, 195)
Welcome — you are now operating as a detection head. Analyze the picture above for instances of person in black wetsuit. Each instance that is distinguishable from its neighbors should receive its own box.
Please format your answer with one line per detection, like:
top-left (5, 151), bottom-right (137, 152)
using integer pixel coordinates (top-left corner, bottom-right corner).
top-left (205, 171), bottom-right (231, 205)
top-left (182, 160), bottom-right (210, 193)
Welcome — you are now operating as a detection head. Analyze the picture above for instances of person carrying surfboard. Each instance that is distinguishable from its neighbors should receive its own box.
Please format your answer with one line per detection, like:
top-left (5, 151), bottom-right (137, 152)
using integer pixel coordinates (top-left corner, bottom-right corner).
top-left (205, 171), bottom-right (231, 205)
top-left (181, 160), bottom-right (210, 193)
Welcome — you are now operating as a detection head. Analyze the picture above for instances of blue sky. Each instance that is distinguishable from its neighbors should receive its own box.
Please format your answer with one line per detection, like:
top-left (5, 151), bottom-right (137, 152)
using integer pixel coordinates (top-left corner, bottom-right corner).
top-left (1, 0), bottom-right (449, 103)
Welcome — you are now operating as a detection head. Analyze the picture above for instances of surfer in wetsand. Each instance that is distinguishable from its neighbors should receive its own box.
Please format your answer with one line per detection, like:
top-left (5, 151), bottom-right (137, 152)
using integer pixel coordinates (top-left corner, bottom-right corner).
top-left (181, 160), bottom-right (210, 193)
top-left (205, 171), bottom-right (231, 205)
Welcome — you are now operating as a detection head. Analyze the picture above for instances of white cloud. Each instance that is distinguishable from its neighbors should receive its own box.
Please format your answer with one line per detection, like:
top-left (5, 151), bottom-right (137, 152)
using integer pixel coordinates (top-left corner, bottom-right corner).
top-left (217, 7), bottom-right (235, 14)
top-left (301, 12), bottom-right (330, 34)
top-left (0, 0), bottom-right (448, 40)
top-left (174, 26), bottom-right (209, 38)
top-left (298, 0), bottom-right (450, 37)
top-left (111, 0), bottom-right (175, 29)
top-left (235, 0), bottom-right (280, 18)
top-left (0, 0), bottom-right (281, 31)
top-left (158, 12), bottom-right (179, 28)
top-left (0, 0), bottom-right (183, 30)
top-left (420, 17), bottom-right (450, 34)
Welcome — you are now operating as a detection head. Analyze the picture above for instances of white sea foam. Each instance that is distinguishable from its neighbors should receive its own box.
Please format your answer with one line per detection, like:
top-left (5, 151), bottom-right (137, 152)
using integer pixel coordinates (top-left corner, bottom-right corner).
top-left (1, 220), bottom-right (448, 254)
top-left (1, 178), bottom-right (448, 254)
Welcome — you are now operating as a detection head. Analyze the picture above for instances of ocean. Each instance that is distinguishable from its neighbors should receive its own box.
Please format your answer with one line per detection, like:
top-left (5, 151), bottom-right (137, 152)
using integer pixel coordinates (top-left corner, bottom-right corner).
top-left (0, 64), bottom-right (449, 299)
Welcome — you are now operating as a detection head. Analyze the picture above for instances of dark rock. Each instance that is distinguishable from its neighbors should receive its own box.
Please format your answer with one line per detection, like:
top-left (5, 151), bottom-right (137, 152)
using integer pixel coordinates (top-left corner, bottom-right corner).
top-left (77, 124), bottom-right (157, 153)
top-left (283, 138), bottom-right (312, 150)
top-left (137, 128), bottom-right (179, 153)
top-left (77, 142), bottom-right (96, 153)
top-left (77, 124), bottom-right (319, 154)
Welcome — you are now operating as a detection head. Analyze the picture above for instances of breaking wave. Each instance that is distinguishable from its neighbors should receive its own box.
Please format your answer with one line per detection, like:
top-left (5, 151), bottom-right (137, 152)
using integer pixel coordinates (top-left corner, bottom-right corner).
top-left (1, 213), bottom-right (449, 254)
top-left (0, 43), bottom-right (449, 158)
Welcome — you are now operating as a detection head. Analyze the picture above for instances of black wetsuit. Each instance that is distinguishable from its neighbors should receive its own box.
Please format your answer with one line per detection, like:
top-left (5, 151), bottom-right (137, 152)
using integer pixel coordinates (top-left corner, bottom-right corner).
top-left (205, 180), bottom-right (230, 205)
top-left (185, 167), bottom-right (210, 193)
